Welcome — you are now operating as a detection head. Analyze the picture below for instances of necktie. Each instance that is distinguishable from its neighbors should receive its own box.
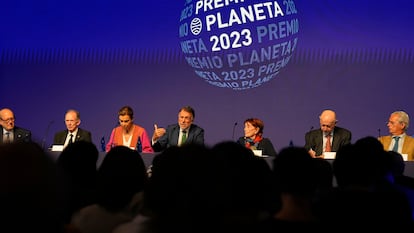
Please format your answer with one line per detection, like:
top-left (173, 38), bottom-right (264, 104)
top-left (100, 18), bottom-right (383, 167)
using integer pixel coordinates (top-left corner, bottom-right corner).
top-left (4, 132), bottom-right (10, 143)
top-left (68, 134), bottom-right (74, 145)
top-left (392, 136), bottom-right (400, 152)
top-left (325, 134), bottom-right (332, 152)
top-left (181, 131), bottom-right (187, 145)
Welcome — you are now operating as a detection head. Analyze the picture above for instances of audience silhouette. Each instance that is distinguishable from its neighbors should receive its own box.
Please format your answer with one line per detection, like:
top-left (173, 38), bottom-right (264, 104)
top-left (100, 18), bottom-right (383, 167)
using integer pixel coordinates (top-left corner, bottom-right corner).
top-left (1, 135), bottom-right (413, 233)
top-left (71, 146), bottom-right (148, 233)
top-left (0, 142), bottom-right (65, 233)
top-left (261, 146), bottom-right (330, 231)
top-left (56, 141), bottom-right (99, 225)
top-left (314, 136), bottom-right (413, 228)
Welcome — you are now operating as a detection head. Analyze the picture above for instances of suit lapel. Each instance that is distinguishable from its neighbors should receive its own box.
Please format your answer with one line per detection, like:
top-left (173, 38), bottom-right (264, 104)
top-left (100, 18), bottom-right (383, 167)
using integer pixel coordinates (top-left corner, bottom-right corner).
top-left (172, 125), bottom-right (180, 146)
top-left (76, 129), bottom-right (81, 141)
top-left (312, 131), bottom-right (323, 155)
top-left (186, 126), bottom-right (193, 142)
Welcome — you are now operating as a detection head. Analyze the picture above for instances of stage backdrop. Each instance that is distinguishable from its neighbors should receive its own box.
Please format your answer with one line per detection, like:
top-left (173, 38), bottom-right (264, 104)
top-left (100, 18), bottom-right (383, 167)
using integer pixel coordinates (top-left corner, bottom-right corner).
top-left (1, 0), bottom-right (413, 152)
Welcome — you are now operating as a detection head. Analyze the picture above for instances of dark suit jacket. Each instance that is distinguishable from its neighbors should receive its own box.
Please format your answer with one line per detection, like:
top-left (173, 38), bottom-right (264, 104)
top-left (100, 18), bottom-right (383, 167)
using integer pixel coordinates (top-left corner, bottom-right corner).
top-left (152, 123), bottom-right (204, 152)
top-left (53, 128), bottom-right (92, 145)
top-left (0, 126), bottom-right (32, 143)
top-left (304, 126), bottom-right (352, 156)
top-left (237, 137), bottom-right (278, 157)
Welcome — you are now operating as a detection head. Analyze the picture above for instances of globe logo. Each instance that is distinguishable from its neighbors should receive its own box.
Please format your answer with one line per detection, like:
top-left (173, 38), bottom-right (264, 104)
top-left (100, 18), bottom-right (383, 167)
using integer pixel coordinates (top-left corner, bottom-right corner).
top-left (190, 18), bottom-right (203, 35)
top-left (178, 0), bottom-right (300, 90)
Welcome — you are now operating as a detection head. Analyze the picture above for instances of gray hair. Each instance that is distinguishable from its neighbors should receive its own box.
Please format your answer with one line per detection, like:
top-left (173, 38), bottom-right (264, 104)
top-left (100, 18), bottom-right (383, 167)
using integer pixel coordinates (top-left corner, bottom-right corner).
top-left (392, 110), bottom-right (410, 130)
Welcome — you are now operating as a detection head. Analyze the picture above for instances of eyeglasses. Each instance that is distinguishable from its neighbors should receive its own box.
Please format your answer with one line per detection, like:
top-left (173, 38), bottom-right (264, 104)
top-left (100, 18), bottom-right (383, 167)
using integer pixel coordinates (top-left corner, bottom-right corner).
top-left (119, 119), bottom-right (131, 123)
top-left (0, 118), bottom-right (15, 122)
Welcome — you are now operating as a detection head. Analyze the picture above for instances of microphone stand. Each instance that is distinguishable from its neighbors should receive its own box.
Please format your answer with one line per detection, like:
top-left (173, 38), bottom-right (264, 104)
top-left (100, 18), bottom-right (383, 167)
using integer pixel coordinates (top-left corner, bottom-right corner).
top-left (41, 120), bottom-right (54, 150)
top-left (232, 122), bottom-right (238, 141)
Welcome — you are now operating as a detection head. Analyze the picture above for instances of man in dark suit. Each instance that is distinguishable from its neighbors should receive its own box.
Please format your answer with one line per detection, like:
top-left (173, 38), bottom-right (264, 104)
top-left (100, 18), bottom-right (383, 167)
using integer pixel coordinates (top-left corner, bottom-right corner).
top-left (151, 106), bottom-right (204, 152)
top-left (0, 108), bottom-right (31, 143)
top-left (304, 109), bottom-right (351, 158)
top-left (53, 109), bottom-right (92, 149)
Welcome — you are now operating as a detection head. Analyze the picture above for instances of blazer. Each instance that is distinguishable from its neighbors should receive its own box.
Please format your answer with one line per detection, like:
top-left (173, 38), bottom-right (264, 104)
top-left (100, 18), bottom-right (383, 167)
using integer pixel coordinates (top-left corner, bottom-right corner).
top-left (105, 124), bottom-right (153, 153)
top-left (304, 126), bottom-right (352, 156)
top-left (152, 123), bottom-right (204, 152)
top-left (237, 136), bottom-right (278, 157)
top-left (378, 134), bottom-right (414, 161)
top-left (0, 126), bottom-right (31, 143)
top-left (53, 128), bottom-right (92, 145)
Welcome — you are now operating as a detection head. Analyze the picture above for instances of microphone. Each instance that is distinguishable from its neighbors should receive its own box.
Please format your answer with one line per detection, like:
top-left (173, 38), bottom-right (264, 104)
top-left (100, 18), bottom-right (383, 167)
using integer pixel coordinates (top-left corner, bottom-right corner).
top-left (232, 122), bottom-right (238, 141)
top-left (309, 126), bottom-right (314, 132)
top-left (378, 128), bottom-right (381, 138)
top-left (41, 120), bottom-right (54, 150)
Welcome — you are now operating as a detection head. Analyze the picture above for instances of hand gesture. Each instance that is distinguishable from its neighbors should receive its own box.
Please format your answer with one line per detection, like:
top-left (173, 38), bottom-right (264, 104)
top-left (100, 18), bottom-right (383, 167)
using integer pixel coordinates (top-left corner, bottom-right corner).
top-left (153, 124), bottom-right (166, 141)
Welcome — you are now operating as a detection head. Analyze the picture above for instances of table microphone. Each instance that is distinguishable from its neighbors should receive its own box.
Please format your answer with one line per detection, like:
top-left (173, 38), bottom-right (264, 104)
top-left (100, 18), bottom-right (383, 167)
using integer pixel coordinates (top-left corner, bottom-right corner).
top-left (41, 120), bottom-right (54, 150)
top-left (232, 122), bottom-right (238, 141)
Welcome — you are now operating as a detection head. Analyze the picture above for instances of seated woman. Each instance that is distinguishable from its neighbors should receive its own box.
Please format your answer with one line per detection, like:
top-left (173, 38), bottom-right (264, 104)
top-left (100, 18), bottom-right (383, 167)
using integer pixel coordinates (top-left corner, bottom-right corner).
top-left (106, 106), bottom-right (153, 153)
top-left (237, 118), bottom-right (277, 157)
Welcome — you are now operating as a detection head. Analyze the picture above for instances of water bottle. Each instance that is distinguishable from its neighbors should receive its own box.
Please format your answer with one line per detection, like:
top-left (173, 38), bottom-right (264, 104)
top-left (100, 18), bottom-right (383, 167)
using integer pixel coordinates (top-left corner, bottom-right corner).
top-left (136, 137), bottom-right (142, 153)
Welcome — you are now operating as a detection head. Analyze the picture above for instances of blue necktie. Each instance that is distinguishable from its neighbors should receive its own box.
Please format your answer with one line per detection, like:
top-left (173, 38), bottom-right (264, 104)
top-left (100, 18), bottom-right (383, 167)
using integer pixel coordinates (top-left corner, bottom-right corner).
top-left (392, 136), bottom-right (400, 152)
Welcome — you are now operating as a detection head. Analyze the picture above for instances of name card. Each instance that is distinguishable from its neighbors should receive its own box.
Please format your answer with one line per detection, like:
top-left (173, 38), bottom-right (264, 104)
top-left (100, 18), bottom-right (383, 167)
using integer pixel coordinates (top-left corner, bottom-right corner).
top-left (252, 149), bottom-right (262, 156)
top-left (51, 145), bottom-right (64, 152)
top-left (323, 152), bottom-right (336, 159)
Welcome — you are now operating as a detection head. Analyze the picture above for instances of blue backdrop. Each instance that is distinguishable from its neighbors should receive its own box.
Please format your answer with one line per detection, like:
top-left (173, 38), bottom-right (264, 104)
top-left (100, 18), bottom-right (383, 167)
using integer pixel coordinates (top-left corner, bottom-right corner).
top-left (1, 0), bottom-right (413, 152)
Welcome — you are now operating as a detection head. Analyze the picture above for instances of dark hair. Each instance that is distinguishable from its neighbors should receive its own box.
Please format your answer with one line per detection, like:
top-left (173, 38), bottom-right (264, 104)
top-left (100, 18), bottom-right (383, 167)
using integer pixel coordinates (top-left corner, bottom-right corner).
top-left (118, 106), bottom-right (134, 119)
top-left (179, 106), bottom-right (195, 119)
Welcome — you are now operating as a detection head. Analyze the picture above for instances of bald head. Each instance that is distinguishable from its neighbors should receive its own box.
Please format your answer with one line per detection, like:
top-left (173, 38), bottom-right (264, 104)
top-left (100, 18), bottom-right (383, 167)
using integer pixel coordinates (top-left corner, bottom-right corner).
top-left (319, 110), bottom-right (337, 133)
top-left (320, 110), bottom-right (336, 122)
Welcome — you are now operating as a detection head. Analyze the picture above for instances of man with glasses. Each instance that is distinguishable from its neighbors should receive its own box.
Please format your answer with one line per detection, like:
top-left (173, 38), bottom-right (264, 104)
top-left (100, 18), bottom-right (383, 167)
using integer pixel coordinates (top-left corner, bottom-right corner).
top-left (53, 109), bottom-right (92, 149)
top-left (0, 108), bottom-right (31, 144)
top-left (305, 109), bottom-right (352, 158)
top-left (378, 111), bottom-right (414, 161)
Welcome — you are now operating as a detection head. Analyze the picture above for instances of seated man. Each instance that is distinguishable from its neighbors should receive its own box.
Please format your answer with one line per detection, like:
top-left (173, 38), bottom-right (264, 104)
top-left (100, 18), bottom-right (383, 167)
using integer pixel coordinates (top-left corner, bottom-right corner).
top-left (378, 110), bottom-right (414, 161)
top-left (0, 108), bottom-right (31, 143)
top-left (304, 109), bottom-right (351, 158)
top-left (53, 109), bottom-right (92, 149)
top-left (152, 106), bottom-right (204, 152)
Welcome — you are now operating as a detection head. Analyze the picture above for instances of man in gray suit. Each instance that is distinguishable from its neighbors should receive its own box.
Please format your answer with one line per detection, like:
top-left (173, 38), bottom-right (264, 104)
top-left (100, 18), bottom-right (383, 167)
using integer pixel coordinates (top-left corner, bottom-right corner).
top-left (305, 109), bottom-right (352, 158)
top-left (53, 109), bottom-right (92, 149)
top-left (151, 106), bottom-right (204, 152)
top-left (0, 108), bottom-right (31, 144)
